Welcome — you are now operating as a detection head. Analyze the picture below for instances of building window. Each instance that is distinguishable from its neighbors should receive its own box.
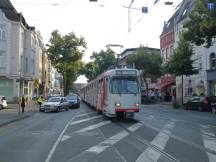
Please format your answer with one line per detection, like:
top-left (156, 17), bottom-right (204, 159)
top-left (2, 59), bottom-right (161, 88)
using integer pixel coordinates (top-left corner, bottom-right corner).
top-left (0, 24), bottom-right (6, 40)
top-left (210, 53), bottom-right (216, 70)
top-left (0, 50), bottom-right (5, 68)
top-left (25, 58), bottom-right (28, 72)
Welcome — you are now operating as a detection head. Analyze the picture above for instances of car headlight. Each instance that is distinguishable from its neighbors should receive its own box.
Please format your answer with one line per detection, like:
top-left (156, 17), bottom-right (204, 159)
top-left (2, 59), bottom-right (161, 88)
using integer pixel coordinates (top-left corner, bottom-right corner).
top-left (115, 102), bottom-right (121, 107)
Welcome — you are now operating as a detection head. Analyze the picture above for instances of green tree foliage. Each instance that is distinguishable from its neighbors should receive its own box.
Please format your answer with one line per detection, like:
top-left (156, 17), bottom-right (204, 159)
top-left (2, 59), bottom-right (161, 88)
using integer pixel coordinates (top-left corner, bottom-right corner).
top-left (163, 36), bottom-right (198, 76)
top-left (90, 49), bottom-right (116, 74)
top-left (163, 35), bottom-right (198, 104)
top-left (47, 30), bottom-right (86, 95)
top-left (183, 0), bottom-right (216, 47)
top-left (126, 47), bottom-right (162, 94)
top-left (82, 49), bottom-right (116, 82)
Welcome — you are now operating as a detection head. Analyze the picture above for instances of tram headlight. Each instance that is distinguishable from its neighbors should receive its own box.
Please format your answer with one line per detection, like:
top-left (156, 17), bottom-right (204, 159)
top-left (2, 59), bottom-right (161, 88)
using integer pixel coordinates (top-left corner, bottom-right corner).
top-left (115, 102), bottom-right (121, 107)
top-left (135, 103), bottom-right (140, 107)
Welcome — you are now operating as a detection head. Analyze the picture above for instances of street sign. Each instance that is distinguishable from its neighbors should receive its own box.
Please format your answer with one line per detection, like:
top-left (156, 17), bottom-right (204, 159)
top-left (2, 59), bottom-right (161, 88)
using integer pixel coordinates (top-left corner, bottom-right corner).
top-left (208, 3), bottom-right (215, 11)
top-left (142, 7), bottom-right (148, 13)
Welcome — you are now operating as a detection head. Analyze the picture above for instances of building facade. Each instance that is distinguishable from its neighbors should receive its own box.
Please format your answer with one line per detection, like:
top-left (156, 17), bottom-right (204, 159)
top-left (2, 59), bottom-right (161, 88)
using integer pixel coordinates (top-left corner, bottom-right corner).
top-left (0, 0), bottom-right (45, 102)
top-left (161, 0), bottom-right (216, 103)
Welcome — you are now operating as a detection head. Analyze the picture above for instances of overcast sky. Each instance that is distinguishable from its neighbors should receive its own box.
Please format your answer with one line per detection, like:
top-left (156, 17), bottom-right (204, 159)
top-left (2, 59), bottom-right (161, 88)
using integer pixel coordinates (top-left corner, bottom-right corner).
top-left (10, 0), bottom-right (182, 83)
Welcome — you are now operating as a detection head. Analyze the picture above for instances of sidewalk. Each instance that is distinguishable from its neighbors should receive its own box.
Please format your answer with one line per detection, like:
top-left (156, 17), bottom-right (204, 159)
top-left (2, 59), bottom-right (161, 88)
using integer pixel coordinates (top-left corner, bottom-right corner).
top-left (0, 103), bottom-right (38, 128)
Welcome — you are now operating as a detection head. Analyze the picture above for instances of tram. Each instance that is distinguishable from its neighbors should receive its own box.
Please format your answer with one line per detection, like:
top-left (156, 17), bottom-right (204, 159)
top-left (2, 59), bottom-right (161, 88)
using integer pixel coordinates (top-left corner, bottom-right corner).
top-left (80, 68), bottom-right (141, 119)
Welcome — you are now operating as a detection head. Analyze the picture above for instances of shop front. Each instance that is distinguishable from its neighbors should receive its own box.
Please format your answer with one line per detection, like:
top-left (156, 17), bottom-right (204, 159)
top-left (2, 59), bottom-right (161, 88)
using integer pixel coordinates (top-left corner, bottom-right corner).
top-left (207, 70), bottom-right (216, 96)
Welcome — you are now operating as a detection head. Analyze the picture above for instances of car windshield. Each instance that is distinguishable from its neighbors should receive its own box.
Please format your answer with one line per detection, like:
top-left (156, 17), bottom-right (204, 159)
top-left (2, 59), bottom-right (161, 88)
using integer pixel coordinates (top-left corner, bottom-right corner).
top-left (111, 77), bottom-right (139, 94)
top-left (66, 96), bottom-right (77, 100)
top-left (47, 97), bottom-right (61, 102)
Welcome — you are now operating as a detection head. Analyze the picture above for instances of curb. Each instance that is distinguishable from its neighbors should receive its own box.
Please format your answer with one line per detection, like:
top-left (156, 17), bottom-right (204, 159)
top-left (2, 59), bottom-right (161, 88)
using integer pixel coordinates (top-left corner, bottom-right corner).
top-left (0, 115), bottom-right (30, 128)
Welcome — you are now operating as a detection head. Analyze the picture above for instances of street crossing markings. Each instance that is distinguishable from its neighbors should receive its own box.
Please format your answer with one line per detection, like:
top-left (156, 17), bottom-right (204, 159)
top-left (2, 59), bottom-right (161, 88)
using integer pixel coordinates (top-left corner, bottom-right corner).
top-left (75, 121), bottom-right (111, 133)
top-left (69, 115), bottom-right (102, 126)
top-left (75, 112), bottom-right (97, 118)
top-left (45, 111), bottom-right (80, 162)
top-left (68, 123), bottom-right (143, 162)
top-left (61, 135), bottom-right (71, 142)
top-left (200, 125), bottom-right (216, 162)
top-left (136, 121), bottom-right (175, 162)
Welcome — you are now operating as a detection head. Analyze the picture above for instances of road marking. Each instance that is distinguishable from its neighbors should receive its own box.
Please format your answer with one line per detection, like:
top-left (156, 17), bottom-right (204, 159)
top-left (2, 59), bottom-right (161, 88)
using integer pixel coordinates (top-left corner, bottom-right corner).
top-left (200, 125), bottom-right (216, 162)
top-left (61, 135), bottom-right (71, 142)
top-left (75, 112), bottom-right (97, 118)
top-left (68, 122), bottom-right (142, 162)
top-left (136, 121), bottom-right (175, 162)
top-left (75, 121), bottom-right (111, 133)
top-left (69, 115), bottom-right (102, 126)
top-left (45, 111), bottom-right (79, 162)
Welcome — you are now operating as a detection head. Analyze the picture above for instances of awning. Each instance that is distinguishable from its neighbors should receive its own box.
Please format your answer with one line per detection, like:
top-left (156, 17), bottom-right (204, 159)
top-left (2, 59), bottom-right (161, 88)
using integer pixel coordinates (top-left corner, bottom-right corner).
top-left (160, 76), bottom-right (176, 89)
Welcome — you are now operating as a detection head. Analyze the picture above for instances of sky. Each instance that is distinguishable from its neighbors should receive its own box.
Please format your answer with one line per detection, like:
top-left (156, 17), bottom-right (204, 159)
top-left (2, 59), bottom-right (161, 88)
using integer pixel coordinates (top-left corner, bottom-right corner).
top-left (10, 0), bottom-right (182, 83)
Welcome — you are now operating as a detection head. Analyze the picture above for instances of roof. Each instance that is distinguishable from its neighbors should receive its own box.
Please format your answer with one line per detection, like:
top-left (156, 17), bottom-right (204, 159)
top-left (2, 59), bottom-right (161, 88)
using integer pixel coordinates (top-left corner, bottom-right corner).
top-left (0, 0), bottom-right (35, 30)
top-left (120, 47), bottom-right (160, 57)
top-left (160, 0), bottom-right (196, 37)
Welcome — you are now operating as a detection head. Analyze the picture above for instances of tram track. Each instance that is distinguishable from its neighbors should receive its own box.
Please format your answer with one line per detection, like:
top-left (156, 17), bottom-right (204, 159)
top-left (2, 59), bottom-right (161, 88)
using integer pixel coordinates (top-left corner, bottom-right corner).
top-left (112, 119), bottom-right (180, 162)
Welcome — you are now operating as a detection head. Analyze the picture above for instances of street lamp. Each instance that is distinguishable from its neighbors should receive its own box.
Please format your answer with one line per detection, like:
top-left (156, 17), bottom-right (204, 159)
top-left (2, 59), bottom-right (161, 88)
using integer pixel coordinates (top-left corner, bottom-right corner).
top-left (18, 55), bottom-right (23, 116)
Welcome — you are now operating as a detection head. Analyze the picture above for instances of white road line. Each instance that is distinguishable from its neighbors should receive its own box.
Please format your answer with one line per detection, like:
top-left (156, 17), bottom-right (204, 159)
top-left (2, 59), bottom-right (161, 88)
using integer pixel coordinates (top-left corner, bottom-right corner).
top-left (136, 121), bottom-right (175, 162)
top-left (68, 123), bottom-right (142, 162)
top-left (87, 123), bottom-right (142, 154)
top-left (75, 121), bottom-right (111, 133)
top-left (61, 135), bottom-right (71, 142)
top-left (45, 111), bottom-right (79, 162)
top-left (200, 125), bottom-right (216, 162)
top-left (69, 115), bottom-right (102, 126)
top-left (75, 112), bottom-right (97, 118)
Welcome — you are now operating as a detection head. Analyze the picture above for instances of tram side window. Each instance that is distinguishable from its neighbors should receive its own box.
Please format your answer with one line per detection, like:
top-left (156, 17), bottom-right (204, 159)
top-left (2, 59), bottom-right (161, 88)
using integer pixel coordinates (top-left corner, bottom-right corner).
top-left (98, 80), bottom-right (102, 94)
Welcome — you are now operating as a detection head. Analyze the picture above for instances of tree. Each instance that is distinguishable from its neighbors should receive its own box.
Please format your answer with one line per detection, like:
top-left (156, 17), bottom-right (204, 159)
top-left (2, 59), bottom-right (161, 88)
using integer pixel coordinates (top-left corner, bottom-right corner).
top-left (80, 62), bottom-right (97, 82)
top-left (81, 49), bottom-right (116, 81)
top-left (163, 35), bottom-right (198, 104)
top-left (90, 49), bottom-right (116, 75)
top-left (183, 0), bottom-right (216, 47)
top-left (126, 47), bottom-right (162, 97)
top-left (47, 30), bottom-right (87, 95)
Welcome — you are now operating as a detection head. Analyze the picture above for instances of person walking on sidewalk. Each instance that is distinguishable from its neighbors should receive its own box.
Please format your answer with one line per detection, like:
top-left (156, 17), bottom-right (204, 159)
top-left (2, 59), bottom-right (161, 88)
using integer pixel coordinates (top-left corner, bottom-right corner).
top-left (20, 95), bottom-right (26, 113)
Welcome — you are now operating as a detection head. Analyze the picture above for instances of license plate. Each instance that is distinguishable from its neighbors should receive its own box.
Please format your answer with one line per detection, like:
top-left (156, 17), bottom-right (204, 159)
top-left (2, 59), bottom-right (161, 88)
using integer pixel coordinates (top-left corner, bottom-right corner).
top-left (127, 110), bottom-right (134, 112)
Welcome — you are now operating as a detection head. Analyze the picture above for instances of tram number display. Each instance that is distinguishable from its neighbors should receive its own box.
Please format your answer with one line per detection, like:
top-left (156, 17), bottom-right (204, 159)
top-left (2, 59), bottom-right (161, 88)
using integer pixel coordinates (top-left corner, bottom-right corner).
top-left (116, 70), bottom-right (137, 76)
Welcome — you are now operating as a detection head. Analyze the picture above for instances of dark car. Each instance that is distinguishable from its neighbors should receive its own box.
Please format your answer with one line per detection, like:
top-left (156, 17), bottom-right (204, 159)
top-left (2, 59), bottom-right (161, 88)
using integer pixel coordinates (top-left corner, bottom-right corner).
top-left (183, 96), bottom-right (210, 112)
top-left (66, 95), bottom-right (80, 108)
top-left (209, 96), bottom-right (216, 114)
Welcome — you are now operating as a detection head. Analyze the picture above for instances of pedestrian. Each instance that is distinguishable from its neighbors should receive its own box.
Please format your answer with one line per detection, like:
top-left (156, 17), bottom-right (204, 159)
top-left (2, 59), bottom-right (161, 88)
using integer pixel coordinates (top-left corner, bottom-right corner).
top-left (37, 95), bottom-right (44, 108)
top-left (20, 95), bottom-right (26, 113)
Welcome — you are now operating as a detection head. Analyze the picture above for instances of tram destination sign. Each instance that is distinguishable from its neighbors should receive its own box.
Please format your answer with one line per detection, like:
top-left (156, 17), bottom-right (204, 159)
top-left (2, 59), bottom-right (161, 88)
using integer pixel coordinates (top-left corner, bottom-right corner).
top-left (116, 70), bottom-right (137, 76)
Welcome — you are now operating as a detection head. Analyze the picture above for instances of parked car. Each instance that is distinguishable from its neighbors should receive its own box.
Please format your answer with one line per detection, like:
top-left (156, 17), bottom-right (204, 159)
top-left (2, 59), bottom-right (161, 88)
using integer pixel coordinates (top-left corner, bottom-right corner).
top-left (0, 96), bottom-right (7, 109)
top-left (209, 96), bottom-right (216, 114)
top-left (40, 97), bottom-right (69, 112)
top-left (183, 96), bottom-right (210, 112)
top-left (66, 94), bottom-right (80, 108)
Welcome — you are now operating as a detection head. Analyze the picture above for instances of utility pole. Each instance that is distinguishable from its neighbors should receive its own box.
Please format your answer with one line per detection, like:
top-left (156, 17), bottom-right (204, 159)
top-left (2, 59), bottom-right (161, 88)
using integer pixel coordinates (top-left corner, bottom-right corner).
top-left (128, 0), bottom-right (135, 32)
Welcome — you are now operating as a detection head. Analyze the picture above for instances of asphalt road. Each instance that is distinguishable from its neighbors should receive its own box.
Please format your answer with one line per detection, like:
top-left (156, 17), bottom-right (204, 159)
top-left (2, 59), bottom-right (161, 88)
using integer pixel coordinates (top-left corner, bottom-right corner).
top-left (0, 103), bottom-right (216, 162)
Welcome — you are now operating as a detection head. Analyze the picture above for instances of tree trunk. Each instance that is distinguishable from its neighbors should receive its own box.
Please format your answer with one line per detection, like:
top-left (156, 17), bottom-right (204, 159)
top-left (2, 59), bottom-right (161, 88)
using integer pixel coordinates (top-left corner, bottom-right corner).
top-left (63, 72), bottom-right (67, 96)
top-left (181, 75), bottom-right (184, 105)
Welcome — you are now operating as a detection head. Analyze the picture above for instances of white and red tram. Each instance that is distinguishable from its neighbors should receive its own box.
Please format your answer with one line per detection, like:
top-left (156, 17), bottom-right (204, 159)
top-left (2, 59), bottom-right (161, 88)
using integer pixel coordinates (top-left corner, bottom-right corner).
top-left (80, 68), bottom-right (141, 119)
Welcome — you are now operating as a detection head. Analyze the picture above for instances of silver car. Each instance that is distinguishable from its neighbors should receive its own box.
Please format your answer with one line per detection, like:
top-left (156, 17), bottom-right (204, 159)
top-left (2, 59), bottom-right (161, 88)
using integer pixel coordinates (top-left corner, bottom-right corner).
top-left (41, 97), bottom-right (69, 112)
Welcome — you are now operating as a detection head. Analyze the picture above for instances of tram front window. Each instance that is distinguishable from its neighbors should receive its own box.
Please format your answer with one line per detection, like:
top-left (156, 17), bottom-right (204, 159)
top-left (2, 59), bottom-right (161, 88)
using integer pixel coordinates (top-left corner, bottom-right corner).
top-left (111, 77), bottom-right (139, 94)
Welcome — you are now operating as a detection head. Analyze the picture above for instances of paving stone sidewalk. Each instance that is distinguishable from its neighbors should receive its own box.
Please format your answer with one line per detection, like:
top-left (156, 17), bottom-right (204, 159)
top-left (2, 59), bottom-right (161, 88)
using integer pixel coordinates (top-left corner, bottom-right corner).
top-left (0, 103), bottom-right (39, 128)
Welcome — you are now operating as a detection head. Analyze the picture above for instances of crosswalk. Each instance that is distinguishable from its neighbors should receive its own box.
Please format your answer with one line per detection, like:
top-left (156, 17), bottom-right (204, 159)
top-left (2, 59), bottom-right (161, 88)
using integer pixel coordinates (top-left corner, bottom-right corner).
top-left (47, 111), bottom-right (216, 162)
